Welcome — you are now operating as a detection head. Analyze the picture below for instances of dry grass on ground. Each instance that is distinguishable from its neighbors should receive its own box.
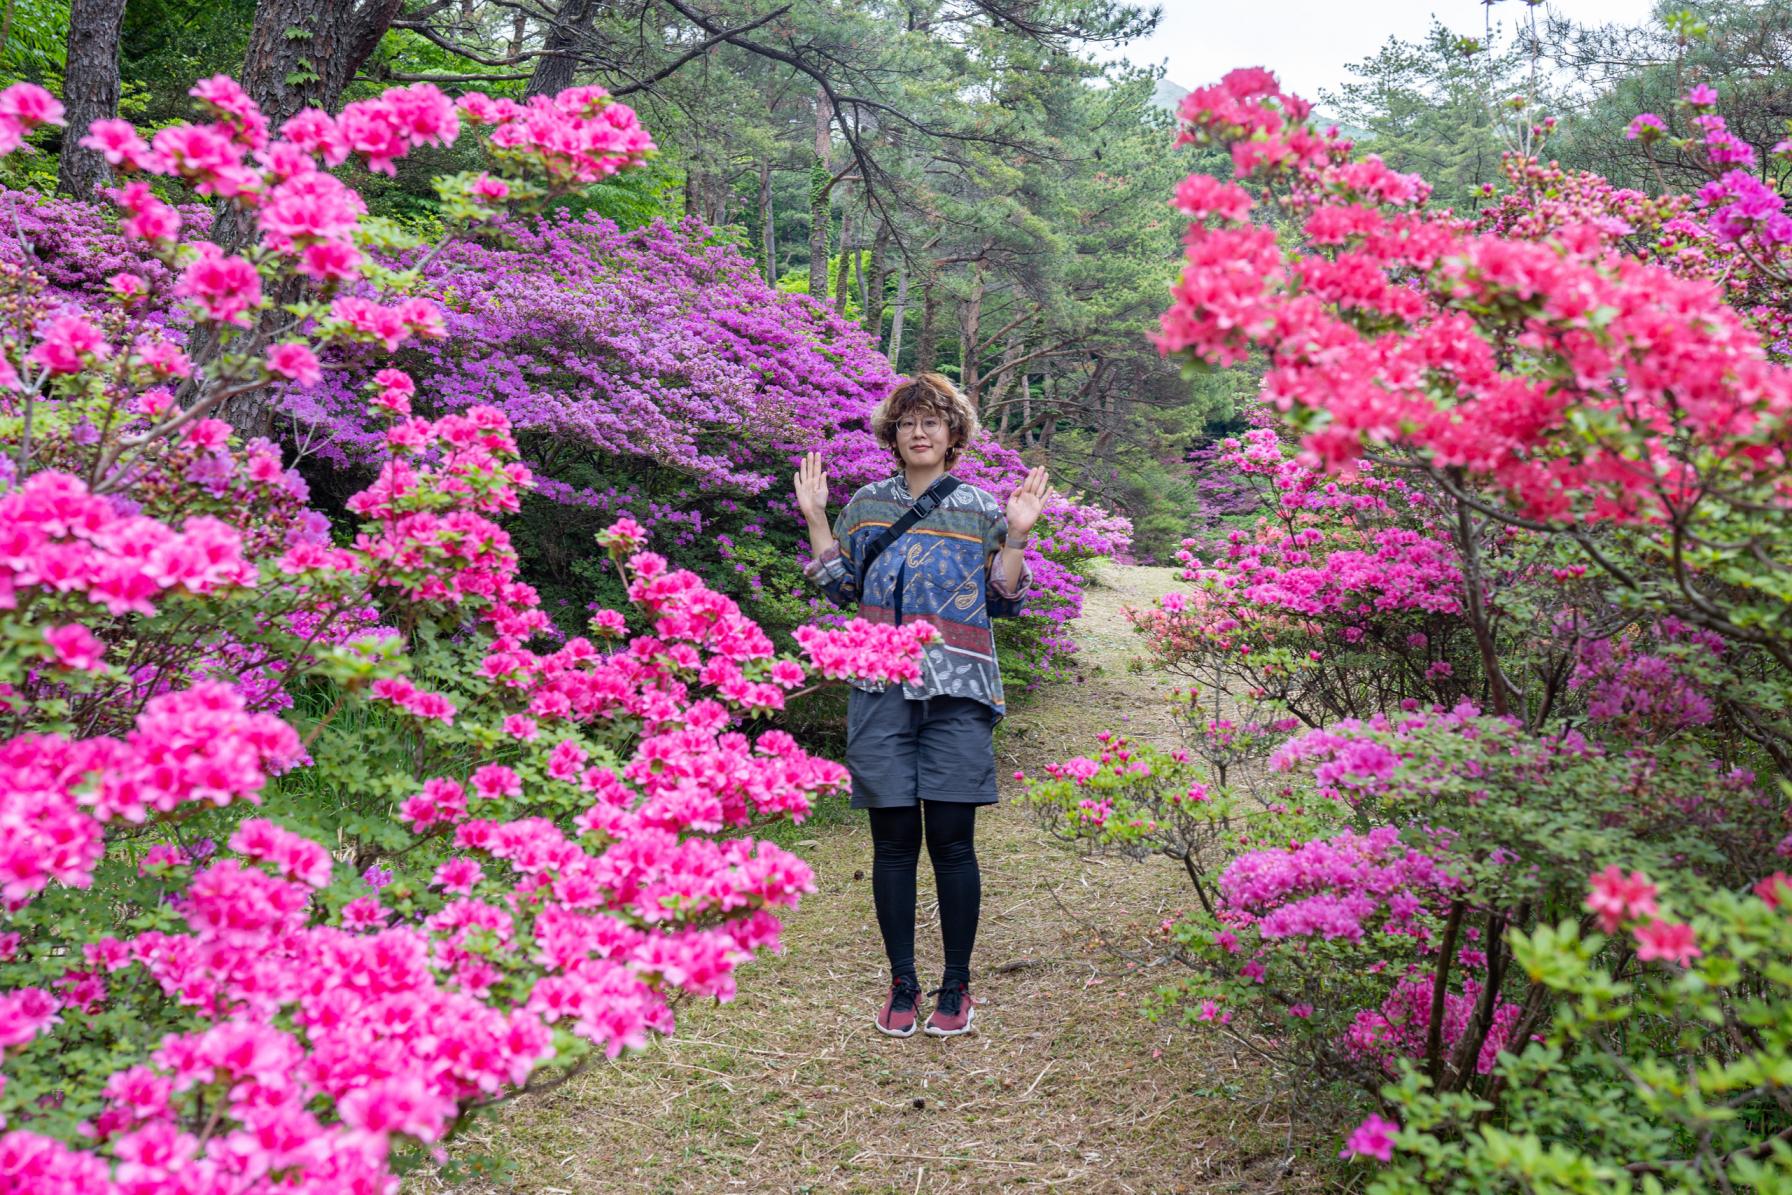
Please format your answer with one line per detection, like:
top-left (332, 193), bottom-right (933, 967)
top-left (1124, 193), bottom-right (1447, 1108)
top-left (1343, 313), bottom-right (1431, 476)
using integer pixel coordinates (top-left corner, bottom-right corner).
top-left (421, 565), bottom-right (1324, 1194)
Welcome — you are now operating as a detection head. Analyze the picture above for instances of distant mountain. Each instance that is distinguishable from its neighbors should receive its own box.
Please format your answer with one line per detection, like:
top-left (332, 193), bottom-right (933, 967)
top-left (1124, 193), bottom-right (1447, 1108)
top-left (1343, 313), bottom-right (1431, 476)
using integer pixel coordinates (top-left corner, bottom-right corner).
top-left (1150, 77), bottom-right (1372, 141)
top-left (1315, 115), bottom-right (1374, 142)
top-left (1151, 78), bottom-right (1189, 113)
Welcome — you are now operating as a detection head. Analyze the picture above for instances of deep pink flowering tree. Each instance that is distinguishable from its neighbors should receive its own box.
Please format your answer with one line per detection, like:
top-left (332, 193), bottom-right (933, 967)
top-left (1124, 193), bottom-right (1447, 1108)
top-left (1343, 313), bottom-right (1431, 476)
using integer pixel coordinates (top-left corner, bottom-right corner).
top-left (1156, 68), bottom-right (1792, 738)
top-left (1031, 66), bottom-right (1792, 1186)
top-left (0, 75), bottom-right (941, 1191)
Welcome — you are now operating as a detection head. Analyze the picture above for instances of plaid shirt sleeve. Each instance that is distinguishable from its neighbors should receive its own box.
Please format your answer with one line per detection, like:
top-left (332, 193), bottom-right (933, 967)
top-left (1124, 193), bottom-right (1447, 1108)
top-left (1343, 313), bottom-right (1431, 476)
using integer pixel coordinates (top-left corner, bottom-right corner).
top-left (802, 505), bottom-right (859, 607)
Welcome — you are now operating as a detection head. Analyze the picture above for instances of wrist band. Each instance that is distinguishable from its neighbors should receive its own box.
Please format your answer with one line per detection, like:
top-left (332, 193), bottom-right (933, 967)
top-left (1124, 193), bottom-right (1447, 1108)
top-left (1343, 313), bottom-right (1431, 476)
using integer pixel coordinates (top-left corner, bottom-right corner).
top-left (1004, 536), bottom-right (1029, 551)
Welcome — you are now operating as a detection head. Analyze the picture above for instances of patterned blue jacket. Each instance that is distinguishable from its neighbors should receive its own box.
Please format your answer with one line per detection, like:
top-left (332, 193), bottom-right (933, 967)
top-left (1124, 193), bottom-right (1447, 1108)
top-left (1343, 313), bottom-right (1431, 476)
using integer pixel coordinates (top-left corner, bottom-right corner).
top-left (804, 473), bottom-right (1031, 715)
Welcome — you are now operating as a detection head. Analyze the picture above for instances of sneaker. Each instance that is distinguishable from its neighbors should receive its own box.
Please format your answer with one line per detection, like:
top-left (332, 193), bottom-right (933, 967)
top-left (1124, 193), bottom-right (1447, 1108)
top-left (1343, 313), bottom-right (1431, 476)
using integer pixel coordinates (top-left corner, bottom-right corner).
top-left (924, 980), bottom-right (975, 1037)
top-left (876, 976), bottom-right (922, 1037)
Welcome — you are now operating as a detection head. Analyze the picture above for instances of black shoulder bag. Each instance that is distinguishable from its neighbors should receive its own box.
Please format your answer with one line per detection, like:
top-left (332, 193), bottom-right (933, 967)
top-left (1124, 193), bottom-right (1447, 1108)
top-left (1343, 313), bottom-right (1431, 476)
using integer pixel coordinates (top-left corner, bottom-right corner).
top-left (854, 476), bottom-right (961, 595)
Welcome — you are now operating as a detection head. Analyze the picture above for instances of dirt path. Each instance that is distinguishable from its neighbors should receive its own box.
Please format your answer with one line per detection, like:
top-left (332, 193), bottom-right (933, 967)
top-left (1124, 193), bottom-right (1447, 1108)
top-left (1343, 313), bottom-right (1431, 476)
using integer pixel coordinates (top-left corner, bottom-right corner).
top-left (432, 565), bottom-right (1309, 1194)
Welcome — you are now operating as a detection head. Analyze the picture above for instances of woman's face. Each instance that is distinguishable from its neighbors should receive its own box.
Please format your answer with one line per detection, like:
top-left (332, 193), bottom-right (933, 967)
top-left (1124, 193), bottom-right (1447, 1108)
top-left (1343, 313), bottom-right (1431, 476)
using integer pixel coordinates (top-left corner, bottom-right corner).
top-left (895, 408), bottom-right (951, 470)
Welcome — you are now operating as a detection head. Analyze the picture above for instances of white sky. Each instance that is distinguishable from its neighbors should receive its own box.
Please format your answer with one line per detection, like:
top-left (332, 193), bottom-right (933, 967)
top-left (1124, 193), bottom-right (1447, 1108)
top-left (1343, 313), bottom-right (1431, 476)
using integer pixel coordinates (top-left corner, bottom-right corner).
top-left (1105, 0), bottom-right (1660, 102)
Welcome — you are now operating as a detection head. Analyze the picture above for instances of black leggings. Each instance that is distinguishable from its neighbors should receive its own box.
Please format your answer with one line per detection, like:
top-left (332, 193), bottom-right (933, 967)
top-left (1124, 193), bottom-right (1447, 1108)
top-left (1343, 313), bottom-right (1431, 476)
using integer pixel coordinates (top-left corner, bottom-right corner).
top-left (868, 801), bottom-right (981, 985)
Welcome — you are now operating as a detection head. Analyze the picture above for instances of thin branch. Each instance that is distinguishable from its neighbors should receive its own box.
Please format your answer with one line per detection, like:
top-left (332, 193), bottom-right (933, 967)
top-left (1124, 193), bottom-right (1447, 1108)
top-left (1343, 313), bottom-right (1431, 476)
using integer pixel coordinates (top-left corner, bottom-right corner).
top-left (376, 70), bottom-right (533, 83)
top-left (611, 5), bottom-right (792, 98)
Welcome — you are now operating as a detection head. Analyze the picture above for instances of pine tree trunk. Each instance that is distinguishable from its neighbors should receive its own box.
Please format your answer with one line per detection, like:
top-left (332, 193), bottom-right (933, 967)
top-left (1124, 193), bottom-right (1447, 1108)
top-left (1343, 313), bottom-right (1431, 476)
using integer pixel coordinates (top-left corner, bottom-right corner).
top-left (224, 0), bottom-right (400, 255)
top-left (56, 0), bottom-right (128, 199)
top-left (807, 87), bottom-right (830, 301)
top-left (758, 158), bottom-right (776, 285)
top-left (216, 0), bottom-right (401, 431)
top-left (241, 0), bottom-right (401, 132)
top-left (916, 270), bottom-right (939, 372)
top-left (957, 271), bottom-right (983, 401)
top-left (886, 261), bottom-right (908, 367)
top-left (708, 169), bottom-right (727, 227)
top-left (983, 330), bottom-right (1022, 428)
top-left (526, 0), bottom-right (596, 98)
top-left (833, 203), bottom-right (853, 315)
top-left (861, 217), bottom-right (885, 325)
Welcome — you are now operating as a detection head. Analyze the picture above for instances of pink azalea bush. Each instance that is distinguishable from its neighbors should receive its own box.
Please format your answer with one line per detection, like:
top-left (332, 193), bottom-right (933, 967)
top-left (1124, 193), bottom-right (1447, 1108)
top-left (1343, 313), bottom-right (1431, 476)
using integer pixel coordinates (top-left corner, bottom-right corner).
top-left (0, 75), bottom-right (940, 1189)
top-left (1128, 426), bottom-right (1473, 723)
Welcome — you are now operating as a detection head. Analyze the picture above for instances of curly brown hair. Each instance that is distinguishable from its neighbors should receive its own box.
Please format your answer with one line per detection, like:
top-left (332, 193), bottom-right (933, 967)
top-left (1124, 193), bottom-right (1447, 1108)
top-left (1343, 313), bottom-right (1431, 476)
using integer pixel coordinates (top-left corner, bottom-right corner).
top-left (870, 372), bottom-right (979, 469)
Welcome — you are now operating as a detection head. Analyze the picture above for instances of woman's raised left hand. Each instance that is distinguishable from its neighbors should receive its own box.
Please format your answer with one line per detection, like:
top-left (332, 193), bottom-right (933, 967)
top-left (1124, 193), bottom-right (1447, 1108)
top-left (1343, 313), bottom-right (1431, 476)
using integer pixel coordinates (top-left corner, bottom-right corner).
top-left (1005, 466), bottom-right (1050, 540)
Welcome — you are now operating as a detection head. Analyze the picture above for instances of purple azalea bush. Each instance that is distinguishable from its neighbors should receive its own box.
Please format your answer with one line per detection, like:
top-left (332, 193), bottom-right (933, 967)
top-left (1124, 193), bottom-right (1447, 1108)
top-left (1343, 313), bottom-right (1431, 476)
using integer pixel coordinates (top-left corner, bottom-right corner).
top-left (278, 210), bottom-right (1124, 679)
top-left (1184, 440), bottom-right (1265, 553)
top-left (2, 190), bottom-right (1129, 680)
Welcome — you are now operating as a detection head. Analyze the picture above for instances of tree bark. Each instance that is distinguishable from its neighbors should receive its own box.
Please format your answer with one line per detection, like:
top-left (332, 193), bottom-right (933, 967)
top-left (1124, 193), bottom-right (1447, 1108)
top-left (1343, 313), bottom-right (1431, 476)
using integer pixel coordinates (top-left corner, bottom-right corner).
top-left (956, 269), bottom-right (983, 401)
top-left (241, 0), bottom-right (402, 132)
top-left (807, 87), bottom-right (830, 301)
top-left (861, 217), bottom-right (887, 335)
top-left (832, 200), bottom-right (853, 315)
top-left (56, 0), bottom-right (128, 199)
top-left (225, 0), bottom-right (401, 255)
top-left (709, 169), bottom-right (728, 227)
top-left (916, 270), bottom-right (939, 372)
top-left (758, 158), bottom-right (776, 285)
top-left (982, 330), bottom-right (1023, 429)
top-left (886, 261), bottom-right (908, 367)
top-left (217, 0), bottom-right (401, 429)
top-left (525, 0), bottom-right (597, 98)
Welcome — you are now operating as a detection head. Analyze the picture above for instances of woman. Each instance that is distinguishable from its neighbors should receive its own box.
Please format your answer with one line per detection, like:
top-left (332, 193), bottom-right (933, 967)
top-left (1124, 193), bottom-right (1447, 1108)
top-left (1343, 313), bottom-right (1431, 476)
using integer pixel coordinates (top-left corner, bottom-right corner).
top-left (795, 372), bottom-right (1048, 1038)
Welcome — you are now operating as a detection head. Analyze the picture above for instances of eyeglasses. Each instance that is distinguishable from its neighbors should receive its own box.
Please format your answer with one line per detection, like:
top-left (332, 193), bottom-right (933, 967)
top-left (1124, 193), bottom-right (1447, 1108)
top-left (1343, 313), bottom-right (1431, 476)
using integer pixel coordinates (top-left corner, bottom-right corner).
top-left (896, 416), bottom-right (946, 436)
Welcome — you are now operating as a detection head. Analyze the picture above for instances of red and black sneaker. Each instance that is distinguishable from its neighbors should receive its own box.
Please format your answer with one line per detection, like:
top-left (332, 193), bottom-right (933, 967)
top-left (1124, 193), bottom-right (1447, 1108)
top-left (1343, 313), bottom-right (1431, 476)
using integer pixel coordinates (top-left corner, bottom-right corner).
top-left (876, 976), bottom-right (923, 1038)
top-left (924, 980), bottom-right (975, 1037)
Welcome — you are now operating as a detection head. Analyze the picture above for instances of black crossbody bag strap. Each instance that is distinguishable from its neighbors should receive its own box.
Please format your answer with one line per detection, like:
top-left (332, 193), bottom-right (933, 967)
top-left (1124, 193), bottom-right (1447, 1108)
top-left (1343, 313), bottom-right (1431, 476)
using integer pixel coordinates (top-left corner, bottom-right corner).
top-left (855, 476), bottom-right (962, 594)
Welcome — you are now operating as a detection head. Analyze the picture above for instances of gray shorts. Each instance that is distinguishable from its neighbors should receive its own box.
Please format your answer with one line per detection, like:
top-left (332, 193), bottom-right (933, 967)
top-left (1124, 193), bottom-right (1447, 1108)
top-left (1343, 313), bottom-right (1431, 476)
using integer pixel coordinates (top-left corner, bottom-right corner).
top-left (845, 686), bottom-right (1000, 809)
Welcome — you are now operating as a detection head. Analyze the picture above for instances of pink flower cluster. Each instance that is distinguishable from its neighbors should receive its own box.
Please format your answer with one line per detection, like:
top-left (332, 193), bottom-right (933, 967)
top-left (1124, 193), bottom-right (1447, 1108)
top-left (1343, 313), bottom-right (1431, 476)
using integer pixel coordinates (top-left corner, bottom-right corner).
top-left (1265, 701), bottom-right (1596, 809)
top-left (0, 471), bottom-right (255, 618)
top-left (0, 82), bottom-right (64, 157)
top-left (1584, 867), bottom-right (1701, 967)
top-left (791, 620), bottom-right (938, 686)
top-left (1135, 429), bottom-right (1463, 696)
top-left (1340, 1113), bottom-right (1400, 1162)
top-left (1342, 972), bottom-right (1523, 1077)
top-left (471, 542), bottom-right (834, 731)
top-left (0, 683), bottom-right (300, 908)
top-left (1217, 825), bottom-right (1458, 943)
top-left (460, 85), bottom-right (655, 187)
top-left (1159, 68), bottom-right (1792, 528)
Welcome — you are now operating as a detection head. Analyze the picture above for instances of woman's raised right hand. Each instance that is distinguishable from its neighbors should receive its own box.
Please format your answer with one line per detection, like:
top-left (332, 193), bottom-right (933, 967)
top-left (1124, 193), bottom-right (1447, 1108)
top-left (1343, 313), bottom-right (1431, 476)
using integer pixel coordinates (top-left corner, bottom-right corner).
top-left (794, 451), bottom-right (829, 523)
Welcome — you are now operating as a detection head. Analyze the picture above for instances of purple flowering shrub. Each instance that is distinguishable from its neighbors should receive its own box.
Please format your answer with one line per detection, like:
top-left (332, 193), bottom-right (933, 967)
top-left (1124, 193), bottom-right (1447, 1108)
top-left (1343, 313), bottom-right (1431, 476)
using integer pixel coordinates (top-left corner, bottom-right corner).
top-left (0, 192), bottom-right (1129, 684)
top-left (2, 185), bottom-right (206, 300)
top-left (1032, 495), bottom-right (1134, 565)
top-left (1184, 438), bottom-right (1265, 553)
top-left (274, 211), bottom-right (1120, 680)
top-left (1567, 618), bottom-right (1726, 741)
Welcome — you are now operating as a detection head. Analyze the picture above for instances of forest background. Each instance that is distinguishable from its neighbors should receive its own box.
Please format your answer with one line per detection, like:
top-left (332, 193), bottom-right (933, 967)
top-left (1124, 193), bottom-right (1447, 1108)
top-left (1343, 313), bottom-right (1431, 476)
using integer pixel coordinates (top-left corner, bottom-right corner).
top-left (7, 0), bottom-right (1765, 622)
